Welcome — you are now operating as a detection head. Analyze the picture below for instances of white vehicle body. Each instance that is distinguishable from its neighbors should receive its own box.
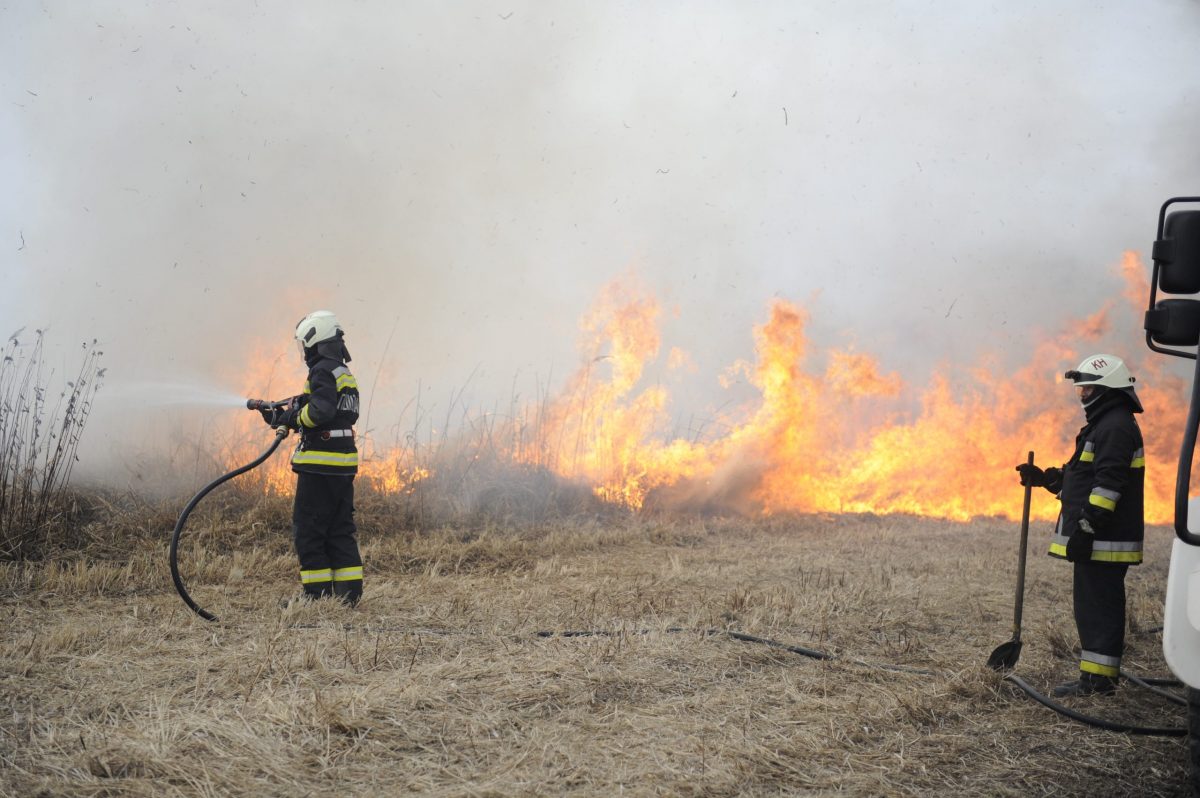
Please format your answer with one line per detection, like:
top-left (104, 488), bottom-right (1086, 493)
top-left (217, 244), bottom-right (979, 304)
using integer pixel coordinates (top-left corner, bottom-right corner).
top-left (1164, 505), bottom-right (1200, 689)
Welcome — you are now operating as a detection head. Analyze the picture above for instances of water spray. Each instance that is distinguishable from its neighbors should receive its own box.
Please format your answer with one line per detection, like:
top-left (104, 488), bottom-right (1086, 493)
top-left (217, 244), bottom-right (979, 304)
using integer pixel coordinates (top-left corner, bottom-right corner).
top-left (104, 381), bottom-right (250, 408)
top-left (169, 398), bottom-right (293, 622)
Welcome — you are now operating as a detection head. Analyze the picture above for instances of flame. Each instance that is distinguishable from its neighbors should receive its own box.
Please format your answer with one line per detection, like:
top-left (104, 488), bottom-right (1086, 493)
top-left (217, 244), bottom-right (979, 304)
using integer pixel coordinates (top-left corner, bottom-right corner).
top-left (207, 343), bottom-right (299, 496)
top-left (824, 350), bottom-right (903, 398)
top-left (227, 343), bottom-right (433, 497)
top-left (228, 251), bottom-right (1186, 523)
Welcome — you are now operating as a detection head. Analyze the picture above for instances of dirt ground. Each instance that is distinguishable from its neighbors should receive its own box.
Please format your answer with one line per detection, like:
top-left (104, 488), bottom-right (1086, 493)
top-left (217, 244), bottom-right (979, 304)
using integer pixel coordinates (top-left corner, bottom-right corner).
top-left (0, 502), bottom-right (1190, 796)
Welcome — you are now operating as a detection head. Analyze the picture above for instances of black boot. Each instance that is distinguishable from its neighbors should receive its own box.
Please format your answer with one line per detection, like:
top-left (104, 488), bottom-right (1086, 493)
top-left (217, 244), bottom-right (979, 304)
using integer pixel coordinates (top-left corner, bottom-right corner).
top-left (304, 581), bottom-right (334, 600)
top-left (1051, 672), bottom-right (1118, 697)
top-left (280, 581), bottom-right (333, 608)
top-left (333, 579), bottom-right (362, 607)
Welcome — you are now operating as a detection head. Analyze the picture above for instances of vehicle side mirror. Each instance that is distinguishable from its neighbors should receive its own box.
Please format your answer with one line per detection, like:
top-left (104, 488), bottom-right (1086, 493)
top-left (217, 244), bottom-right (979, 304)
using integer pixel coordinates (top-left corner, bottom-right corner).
top-left (1147, 204), bottom-right (1200, 357)
top-left (1144, 197), bottom-right (1200, 548)
top-left (1157, 210), bottom-right (1200, 293)
top-left (1145, 298), bottom-right (1200, 346)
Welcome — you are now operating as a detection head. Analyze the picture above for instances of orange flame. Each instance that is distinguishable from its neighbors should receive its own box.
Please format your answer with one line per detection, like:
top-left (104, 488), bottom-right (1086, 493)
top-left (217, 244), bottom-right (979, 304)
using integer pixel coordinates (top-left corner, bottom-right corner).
top-left (512, 252), bottom-right (1182, 521)
top-left (228, 251), bottom-right (1185, 523)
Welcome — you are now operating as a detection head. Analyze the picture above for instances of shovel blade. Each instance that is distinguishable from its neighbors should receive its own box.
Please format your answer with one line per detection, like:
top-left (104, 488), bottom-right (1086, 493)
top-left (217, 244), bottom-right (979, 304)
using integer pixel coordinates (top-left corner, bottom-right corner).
top-left (987, 640), bottom-right (1022, 671)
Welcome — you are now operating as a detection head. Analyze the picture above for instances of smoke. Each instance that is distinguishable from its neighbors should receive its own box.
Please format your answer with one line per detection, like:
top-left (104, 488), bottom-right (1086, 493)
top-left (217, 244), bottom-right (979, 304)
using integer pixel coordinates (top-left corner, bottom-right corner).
top-left (3, 1), bottom-right (1200, 484)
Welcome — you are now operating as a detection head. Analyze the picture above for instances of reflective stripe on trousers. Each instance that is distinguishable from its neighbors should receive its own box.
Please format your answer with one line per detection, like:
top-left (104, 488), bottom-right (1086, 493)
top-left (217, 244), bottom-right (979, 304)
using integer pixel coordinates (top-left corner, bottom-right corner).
top-left (332, 566), bottom-right (363, 582)
top-left (300, 568), bottom-right (332, 584)
top-left (1080, 649), bottom-right (1121, 678)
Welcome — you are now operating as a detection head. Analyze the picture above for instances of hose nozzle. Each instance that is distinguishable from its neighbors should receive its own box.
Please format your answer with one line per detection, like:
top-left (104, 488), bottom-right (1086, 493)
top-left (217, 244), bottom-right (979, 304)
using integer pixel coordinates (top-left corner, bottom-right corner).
top-left (247, 398), bottom-right (287, 411)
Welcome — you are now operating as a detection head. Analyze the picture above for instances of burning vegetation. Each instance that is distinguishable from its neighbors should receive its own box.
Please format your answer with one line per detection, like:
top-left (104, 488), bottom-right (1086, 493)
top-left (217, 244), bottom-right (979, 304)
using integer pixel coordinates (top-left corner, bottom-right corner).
top-left (219, 251), bottom-right (1181, 525)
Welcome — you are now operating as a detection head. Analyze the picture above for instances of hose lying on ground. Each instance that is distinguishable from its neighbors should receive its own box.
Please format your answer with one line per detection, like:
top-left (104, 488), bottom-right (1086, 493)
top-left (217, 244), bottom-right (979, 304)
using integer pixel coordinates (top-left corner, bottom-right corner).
top-left (533, 627), bottom-right (1188, 736)
top-left (294, 621), bottom-right (1186, 736)
top-left (170, 427), bottom-right (289, 622)
top-left (1005, 674), bottom-right (1187, 737)
top-left (532, 627), bottom-right (937, 675)
top-left (1122, 670), bottom-right (1188, 707)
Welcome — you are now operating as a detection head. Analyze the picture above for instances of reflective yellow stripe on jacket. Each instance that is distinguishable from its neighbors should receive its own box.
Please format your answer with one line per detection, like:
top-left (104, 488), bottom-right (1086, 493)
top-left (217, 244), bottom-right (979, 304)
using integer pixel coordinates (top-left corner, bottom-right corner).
top-left (1088, 486), bottom-right (1120, 512)
top-left (292, 450), bottom-right (359, 468)
top-left (1047, 534), bottom-right (1143, 563)
top-left (1130, 447), bottom-right (1145, 468)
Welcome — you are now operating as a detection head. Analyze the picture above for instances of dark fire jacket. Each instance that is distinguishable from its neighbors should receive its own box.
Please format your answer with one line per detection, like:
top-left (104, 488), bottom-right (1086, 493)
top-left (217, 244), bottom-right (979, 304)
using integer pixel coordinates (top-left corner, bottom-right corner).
top-left (1045, 394), bottom-right (1144, 564)
top-left (291, 347), bottom-right (360, 476)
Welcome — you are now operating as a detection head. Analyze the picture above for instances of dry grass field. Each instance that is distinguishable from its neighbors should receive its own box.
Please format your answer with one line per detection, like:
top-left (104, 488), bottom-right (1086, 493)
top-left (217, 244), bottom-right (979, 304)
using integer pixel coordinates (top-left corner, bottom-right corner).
top-left (0, 495), bottom-right (1191, 796)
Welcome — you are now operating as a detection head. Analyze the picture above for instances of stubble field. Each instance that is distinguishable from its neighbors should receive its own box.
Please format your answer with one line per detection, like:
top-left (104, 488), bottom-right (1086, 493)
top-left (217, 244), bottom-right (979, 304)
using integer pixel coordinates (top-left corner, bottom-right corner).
top-left (0, 496), bottom-right (1190, 796)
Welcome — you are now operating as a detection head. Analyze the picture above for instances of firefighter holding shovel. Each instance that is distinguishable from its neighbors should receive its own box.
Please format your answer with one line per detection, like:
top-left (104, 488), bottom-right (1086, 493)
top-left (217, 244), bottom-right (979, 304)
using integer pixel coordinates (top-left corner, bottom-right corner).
top-left (258, 311), bottom-right (364, 606)
top-left (1015, 354), bottom-right (1145, 696)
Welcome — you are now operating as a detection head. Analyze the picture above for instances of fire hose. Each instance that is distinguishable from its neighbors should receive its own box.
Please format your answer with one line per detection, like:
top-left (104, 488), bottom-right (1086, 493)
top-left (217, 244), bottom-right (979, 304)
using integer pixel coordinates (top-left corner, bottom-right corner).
top-left (539, 628), bottom-right (1188, 735)
top-left (1005, 672), bottom-right (1186, 736)
top-left (286, 619), bottom-right (1188, 735)
top-left (169, 400), bottom-right (291, 622)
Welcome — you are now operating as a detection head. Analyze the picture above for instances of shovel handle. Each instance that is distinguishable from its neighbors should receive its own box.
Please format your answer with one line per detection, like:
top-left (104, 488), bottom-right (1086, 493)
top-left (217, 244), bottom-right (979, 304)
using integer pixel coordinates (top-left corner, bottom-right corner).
top-left (1012, 451), bottom-right (1035, 639)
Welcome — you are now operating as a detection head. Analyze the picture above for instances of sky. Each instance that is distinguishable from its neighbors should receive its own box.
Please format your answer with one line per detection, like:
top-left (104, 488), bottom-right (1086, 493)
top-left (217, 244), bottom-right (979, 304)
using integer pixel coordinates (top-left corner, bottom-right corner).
top-left (3, 1), bottom-right (1200, 476)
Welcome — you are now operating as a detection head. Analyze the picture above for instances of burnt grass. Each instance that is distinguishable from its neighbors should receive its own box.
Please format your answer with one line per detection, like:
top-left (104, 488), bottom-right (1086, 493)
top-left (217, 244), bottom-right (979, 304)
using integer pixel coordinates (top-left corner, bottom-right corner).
top-left (0, 495), bottom-right (1190, 796)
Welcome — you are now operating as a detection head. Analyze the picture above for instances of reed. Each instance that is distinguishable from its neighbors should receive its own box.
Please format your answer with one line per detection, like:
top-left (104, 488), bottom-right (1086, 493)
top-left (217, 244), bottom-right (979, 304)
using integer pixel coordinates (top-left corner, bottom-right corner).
top-left (0, 330), bottom-right (104, 559)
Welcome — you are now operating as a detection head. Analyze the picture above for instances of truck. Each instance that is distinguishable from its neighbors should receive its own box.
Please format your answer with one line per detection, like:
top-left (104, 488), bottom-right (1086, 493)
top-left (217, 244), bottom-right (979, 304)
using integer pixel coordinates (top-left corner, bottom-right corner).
top-left (1141, 196), bottom-right (1200, 792)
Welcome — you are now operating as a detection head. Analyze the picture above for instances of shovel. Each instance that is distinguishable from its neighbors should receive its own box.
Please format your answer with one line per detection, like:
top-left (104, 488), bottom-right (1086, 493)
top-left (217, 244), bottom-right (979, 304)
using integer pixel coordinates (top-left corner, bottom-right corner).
top-left (987, 450), bottom-right (1035, 671)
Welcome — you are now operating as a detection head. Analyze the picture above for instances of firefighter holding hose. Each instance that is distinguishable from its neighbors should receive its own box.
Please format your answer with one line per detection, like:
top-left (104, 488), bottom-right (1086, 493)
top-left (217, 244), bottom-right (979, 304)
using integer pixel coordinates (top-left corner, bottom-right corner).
top-left (1016, 354), bottom-right (1145, 696)
top-left (259, 311), bottom-right (364, 606)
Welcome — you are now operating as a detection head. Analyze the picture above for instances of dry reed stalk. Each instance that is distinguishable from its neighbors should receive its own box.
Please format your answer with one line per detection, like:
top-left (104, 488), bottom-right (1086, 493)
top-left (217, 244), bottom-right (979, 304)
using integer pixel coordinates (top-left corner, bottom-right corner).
top-left (0, 331), bottom-right (104, 560)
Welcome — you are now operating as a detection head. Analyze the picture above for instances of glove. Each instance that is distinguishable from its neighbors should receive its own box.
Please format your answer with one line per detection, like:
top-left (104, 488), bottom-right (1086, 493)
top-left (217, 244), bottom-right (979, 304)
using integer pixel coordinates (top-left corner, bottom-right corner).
top-left (1015, 463), bottom-right (1046, 487)
top-left (258, 400), bottom-right (299, 429)
top-left (1065, 518), bottom-right (1095, 563)
top-left (1042, 467), bottom-right (1062, 490)
top-left (277, 405), bottom-right (301, 430)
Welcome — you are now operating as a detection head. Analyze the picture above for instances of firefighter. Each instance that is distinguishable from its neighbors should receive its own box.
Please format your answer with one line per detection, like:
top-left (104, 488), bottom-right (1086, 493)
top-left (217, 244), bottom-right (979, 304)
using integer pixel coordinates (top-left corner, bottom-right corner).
top-left (260, 310), bottom-right (364, 606)
top-left (1015, 353), bottom-right (1144, 696)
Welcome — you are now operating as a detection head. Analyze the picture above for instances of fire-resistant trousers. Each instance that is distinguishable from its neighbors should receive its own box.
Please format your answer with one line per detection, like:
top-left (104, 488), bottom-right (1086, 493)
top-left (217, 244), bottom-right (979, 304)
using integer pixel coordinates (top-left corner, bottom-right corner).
top-left (1072, 560), bottom-right (1129, 678)
top-left (292, 471), bottom-right (363, 603)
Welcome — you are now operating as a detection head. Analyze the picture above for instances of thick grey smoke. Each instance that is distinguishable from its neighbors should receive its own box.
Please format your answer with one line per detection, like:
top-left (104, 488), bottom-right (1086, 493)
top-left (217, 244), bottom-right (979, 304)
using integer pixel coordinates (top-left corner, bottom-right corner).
top-left (3, 1), bottom-right (1200, 482)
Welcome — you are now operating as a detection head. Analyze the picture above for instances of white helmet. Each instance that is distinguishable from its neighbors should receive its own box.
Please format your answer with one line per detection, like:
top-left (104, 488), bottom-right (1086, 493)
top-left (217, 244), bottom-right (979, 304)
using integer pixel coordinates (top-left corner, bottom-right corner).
top-left (294, 310), bottom-right (342, 352)
top-left (1064, 353), bottom-right (1142, 411)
